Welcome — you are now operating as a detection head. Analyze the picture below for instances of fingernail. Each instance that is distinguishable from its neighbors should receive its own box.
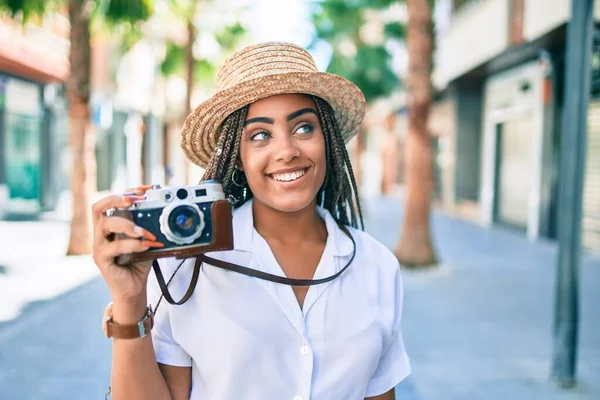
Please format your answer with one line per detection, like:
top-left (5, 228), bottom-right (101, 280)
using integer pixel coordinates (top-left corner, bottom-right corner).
top-left (144, 229), bottom-right (157, 241)
top-left (123, 195), bottom-right (144, 203)
top-left (146, 241), bottom-right (165, 248)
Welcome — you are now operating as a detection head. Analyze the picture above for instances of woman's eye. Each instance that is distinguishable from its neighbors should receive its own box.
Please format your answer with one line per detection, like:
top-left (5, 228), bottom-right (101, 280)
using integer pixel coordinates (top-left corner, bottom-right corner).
top-left (295, 124), bottom-right (314, 135)
top-left (250, 131), bottom-right (270, 141)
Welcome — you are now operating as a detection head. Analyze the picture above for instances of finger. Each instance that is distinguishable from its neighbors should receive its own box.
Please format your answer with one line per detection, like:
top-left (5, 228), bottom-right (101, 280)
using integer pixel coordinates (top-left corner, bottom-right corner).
top-left (95, 239), bottom-right (165, 267)
top-left (100, 216), bottom-right (158, 242)
top-left (123, 190), bottom-right (145, 196)
top-left (125, 184), bottom-right (154, 195)
top-left (91, 194), bottom-right (145, 225)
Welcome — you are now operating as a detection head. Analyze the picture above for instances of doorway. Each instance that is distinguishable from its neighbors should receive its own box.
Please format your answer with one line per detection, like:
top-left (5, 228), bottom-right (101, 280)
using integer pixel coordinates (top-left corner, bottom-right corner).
top-left (493, 116), bottom-right (533, 230)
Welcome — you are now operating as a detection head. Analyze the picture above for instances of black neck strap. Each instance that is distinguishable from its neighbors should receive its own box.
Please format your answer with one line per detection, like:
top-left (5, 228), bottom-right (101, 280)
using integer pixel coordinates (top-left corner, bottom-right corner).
top-left (151, 225), bottom-right (356, 306)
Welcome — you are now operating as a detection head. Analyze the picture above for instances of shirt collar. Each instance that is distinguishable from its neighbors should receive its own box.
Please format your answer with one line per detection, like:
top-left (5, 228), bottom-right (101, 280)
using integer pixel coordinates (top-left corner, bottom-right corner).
top-left (231, 199), bottom-right (254, 252)
top-left (231, 199), bottom-right (354, 257)
top-left (316, 206), bottom-right (355, 257)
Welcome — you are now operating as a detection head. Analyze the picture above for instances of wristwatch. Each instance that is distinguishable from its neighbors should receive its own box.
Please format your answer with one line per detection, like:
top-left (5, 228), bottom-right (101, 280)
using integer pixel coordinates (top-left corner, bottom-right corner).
top-left (102, 302), bottom-right (154, 339)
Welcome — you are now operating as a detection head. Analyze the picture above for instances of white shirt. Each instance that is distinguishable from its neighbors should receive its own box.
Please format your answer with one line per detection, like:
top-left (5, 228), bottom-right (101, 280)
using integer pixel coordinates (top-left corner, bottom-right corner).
top-left (148, 200), bottom-right (410, 400)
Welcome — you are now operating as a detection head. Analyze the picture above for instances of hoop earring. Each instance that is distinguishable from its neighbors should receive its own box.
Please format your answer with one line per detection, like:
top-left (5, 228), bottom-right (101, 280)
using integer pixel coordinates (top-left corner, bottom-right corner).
top-left (232, 168), bottom-right (247, 187)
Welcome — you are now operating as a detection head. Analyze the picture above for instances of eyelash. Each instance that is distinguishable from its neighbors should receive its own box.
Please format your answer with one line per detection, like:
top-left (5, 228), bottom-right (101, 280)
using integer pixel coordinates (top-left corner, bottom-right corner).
top-left (250, 123), bottom-right (314, 141)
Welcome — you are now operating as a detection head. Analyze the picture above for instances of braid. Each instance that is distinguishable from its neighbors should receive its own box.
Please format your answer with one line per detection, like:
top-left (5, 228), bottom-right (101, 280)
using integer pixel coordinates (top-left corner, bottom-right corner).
top-left (202, 105), bottom-right (253, 205)
top-left (312, 96), bottom-right (363, 230)
top-left (201, 97), bottom-right (363, 230)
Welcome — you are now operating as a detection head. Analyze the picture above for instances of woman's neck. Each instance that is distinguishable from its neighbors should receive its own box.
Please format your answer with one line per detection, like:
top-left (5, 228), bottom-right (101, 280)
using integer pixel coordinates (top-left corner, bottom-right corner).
top-left (252, 199), bottom-right (327, 245)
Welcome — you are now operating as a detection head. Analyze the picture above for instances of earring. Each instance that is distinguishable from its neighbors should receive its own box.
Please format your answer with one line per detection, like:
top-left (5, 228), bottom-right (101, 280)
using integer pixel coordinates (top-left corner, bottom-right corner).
top-left (232, 168), bottom-right (247, 187)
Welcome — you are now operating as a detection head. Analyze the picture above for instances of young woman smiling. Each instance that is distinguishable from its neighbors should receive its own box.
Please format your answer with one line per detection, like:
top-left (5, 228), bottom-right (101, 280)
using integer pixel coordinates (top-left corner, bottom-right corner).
top-left (92, 42), bottom-right (410, 400)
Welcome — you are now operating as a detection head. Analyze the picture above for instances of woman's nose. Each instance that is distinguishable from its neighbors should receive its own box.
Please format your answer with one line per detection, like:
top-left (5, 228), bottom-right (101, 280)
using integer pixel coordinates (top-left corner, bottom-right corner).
top-left (274, 136), bottom-right (300, 163)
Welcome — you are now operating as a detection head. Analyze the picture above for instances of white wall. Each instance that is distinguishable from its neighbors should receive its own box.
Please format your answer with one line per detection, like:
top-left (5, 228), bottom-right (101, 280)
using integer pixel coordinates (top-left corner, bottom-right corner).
top-left (525, 0), bottom-right (600, 40)
top-left (435, 0), bottom-right (509, 88)
top-left (435, 0), bottom-right (600, 88)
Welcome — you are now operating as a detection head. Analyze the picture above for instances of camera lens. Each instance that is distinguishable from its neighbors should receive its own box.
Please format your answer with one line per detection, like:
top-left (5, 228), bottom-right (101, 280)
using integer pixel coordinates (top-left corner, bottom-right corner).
top-left (176, 189), bottom-right (188, 200)
top-left (168, 205), bottom-right (201, 238)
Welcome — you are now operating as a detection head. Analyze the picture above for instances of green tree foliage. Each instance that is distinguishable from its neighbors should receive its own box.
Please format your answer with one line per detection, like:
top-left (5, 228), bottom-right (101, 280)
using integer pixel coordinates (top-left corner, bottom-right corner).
top-left (0, 0), bottom-right (153, 25)
top-left (311, 0), bottom-right (405, 102)
top-left (160, 20), bottom-right (247, 85)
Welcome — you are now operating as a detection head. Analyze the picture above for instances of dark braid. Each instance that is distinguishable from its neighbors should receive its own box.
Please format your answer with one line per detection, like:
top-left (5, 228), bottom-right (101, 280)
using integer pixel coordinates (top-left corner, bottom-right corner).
top-left (312, 96), bottom-right (364, 229)
top-left (201, 96), bottom-right (364, 230)
top-left (202, 105), bottom-right (252, 205)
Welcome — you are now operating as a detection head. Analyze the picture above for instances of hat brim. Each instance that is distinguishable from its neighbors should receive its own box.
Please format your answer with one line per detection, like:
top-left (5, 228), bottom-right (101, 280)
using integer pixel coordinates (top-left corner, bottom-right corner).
top-left (180, 71), bottom-right (367, 168)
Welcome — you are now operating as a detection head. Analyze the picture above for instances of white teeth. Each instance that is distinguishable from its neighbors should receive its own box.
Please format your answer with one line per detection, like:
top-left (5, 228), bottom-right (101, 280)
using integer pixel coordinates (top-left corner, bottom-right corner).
top-left (272, 168), bottom-right (306, 182)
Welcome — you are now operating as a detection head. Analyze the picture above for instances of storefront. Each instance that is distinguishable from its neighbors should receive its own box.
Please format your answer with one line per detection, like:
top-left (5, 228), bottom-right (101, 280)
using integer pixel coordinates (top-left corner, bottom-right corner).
top-left (0, 17), bottom-right (69, 218)
top-left (0, 76), bottom-right (44, 213)
top-left (0, 75), bottom-right (69, 216)
top-left (480, 60), bottom-right (548, 239)
top-left (582, 31), bottom-right (600, 253)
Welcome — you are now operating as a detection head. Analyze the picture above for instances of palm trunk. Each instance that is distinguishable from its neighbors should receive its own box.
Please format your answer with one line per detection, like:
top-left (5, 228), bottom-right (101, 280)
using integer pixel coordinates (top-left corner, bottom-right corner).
top-left (394, 0), bottom-right (438, 267)
top-left (354, 126), bottom-right (366, 191)
top-left (66, 0), bottom-right (96, 255)
top-left (183, 16), bottom-right (196, 184)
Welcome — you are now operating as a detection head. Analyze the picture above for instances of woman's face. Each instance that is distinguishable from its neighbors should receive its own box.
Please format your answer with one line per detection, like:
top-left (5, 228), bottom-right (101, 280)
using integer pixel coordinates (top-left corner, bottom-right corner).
top-left (239, 94), bottom-right (326, 213)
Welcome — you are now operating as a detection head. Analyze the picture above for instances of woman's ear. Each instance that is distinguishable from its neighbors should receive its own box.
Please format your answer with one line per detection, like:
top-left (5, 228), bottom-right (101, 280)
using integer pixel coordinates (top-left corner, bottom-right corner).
top-left (237, 160), bottom-right (244, 172)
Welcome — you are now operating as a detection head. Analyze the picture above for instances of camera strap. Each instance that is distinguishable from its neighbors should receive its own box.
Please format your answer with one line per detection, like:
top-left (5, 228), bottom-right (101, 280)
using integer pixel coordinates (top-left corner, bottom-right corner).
top-left (151, 224), bottom-right (356, 306)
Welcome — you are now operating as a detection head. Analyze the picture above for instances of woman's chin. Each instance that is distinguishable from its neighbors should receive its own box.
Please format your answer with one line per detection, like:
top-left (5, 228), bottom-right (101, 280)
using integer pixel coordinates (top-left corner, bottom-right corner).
top-left (256, 192), bottom-right (318, 214)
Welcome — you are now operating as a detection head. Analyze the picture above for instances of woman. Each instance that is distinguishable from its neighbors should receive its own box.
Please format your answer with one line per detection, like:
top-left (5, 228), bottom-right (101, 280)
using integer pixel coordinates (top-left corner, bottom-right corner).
top-left (92, 42), bottom-right (410, 400)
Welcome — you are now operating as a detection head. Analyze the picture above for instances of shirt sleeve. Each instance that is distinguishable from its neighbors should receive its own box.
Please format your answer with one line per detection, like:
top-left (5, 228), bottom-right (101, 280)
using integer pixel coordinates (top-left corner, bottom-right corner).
top-left (364, 257), bottom-right (411, 397)
top-left (147, 258), bottom-right (192, 367)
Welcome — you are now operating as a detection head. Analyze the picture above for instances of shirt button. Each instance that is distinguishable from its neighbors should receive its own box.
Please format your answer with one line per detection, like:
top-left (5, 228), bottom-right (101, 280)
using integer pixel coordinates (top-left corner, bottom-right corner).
top-left (299, 344), bottom-right (310, 355)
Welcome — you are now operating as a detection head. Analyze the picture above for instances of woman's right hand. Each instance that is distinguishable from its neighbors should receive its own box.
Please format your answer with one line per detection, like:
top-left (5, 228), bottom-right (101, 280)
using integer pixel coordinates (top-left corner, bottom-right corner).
top-left (92, 185), bottom-right (165, 314)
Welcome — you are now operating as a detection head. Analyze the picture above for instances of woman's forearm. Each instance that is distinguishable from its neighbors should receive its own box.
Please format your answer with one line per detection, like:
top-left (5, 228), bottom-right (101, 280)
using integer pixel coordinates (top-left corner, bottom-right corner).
top-left (110, 300), bottom-right (172, 400)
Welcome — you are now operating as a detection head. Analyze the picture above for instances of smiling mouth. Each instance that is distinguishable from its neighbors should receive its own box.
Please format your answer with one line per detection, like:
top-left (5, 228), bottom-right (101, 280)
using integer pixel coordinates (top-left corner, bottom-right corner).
top-left (268, 167), bottom-right (310, 183)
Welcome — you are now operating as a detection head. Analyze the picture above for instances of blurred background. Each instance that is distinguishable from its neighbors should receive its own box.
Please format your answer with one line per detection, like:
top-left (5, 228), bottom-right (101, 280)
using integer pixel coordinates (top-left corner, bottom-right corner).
top-left (0, 0), bottom-right (599, 399)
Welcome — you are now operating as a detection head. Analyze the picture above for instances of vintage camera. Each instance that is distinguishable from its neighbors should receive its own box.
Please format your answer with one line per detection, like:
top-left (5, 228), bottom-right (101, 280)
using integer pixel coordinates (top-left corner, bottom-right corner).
top-left (112, 180), bottom-right (234, 266)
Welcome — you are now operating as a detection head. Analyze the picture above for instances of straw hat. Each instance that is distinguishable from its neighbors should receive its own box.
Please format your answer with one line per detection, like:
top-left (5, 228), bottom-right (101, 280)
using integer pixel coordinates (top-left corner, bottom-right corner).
top-left (180, 42), bottom-right (367, 168)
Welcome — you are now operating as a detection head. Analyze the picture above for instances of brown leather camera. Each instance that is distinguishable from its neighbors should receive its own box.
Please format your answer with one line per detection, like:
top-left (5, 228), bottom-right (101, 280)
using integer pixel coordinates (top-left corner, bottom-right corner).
top-left (110, 181), bottom-right (234, 266)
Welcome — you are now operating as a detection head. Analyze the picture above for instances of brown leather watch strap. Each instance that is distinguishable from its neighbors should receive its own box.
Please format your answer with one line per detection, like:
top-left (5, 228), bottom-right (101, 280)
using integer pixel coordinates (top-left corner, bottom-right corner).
top-left (103, 304), bottom-right (154, 339)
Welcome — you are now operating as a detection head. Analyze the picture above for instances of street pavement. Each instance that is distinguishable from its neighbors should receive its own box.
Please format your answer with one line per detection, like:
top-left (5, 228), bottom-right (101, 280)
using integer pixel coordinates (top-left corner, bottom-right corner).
top-left (0, 196), bottom-right (598, 400)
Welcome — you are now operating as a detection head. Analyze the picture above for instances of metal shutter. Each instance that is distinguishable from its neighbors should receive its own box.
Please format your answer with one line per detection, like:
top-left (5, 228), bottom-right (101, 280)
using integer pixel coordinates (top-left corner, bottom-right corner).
top-left (496, 117), bottom-right (533, 229)
top-left (583, 100), bottom-right (600, 253)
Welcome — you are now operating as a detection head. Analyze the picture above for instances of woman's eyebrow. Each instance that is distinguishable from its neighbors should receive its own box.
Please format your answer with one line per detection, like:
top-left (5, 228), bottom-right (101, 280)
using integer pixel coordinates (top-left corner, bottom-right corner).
top-left (244, 108), bottom-right (317, 127)
top-left (287, 108), bottom-right (317, 121)
top-left (244, 117), bottom-right (275, 126)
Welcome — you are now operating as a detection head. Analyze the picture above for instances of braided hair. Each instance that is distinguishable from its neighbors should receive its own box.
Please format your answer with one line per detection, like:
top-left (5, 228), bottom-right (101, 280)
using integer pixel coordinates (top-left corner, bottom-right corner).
top-left (201, 95), bottom-right (364, 230)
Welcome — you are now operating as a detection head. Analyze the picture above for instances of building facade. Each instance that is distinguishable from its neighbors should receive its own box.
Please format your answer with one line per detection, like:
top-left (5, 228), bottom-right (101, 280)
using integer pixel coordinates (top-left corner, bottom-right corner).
top-left (0, 14), bottom-right (70, 217)
top-left (431, 0), bottom-right (600, 252)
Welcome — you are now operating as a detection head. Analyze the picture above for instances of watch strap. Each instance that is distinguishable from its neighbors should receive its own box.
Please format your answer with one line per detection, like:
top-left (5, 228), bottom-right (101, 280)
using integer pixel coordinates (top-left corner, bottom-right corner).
top-left (103, 304), bottom-right (154, 339)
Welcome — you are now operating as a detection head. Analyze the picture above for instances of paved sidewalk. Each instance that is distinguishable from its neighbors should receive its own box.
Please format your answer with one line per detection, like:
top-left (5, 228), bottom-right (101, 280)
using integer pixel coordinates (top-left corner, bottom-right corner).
top-left (0, 220), bottom-right (99, 323)
top-left (361, 197), bottom-right (600, 400)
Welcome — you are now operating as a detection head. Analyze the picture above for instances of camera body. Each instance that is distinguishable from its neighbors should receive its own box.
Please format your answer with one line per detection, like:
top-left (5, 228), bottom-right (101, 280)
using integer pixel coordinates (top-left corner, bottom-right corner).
top-left (112, 180), bottom-right (234, 266)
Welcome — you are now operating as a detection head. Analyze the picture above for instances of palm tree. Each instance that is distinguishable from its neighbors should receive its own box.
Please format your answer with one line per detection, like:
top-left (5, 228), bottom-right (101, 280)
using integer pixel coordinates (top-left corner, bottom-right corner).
top-left (160, 4), bottom-right (247, 117)
top-left (1, 0), bottom-right (154, 255)
top-left (310, 0), bottom-right (404, 190)
top-left (159, 0), bottom-right (246, 182)
top-left (394, 0), bottom-right (438, 267)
